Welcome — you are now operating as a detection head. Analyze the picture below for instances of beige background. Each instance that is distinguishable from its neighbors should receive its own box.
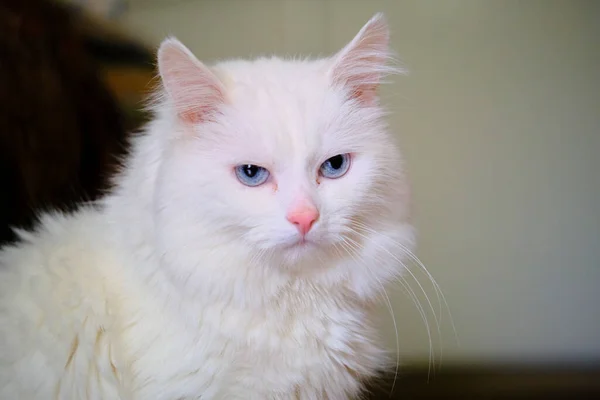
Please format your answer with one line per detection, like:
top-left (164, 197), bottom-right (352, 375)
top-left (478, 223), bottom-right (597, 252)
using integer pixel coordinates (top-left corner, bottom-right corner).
top-left (119, 0), bottom-right (600, 366)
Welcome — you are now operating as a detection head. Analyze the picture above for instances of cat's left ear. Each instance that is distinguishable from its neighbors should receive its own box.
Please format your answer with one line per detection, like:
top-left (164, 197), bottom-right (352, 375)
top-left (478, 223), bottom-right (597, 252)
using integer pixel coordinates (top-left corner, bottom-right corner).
top-left (158, 38), bottom-right (226, 124)
top-left (328, 13), bottom-right (397, 105)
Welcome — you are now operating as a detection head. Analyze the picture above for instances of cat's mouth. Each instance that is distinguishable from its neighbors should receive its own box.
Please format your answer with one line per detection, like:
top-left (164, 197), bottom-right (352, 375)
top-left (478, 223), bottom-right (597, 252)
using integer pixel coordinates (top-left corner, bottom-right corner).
top-left (287, 236), bottom-right (315, 248)
top-left (277, 239), bottom-right (319, 264)
top-left (280, 234), bottom-right (322, 253)
top-left (273, 231), bottom-right (333, 263)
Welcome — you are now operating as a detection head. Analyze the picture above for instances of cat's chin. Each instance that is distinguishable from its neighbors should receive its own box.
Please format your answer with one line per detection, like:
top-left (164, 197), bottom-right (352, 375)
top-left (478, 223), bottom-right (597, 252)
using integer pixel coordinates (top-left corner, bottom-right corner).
top-left (282, 237), bottom-right (317, 251)
top-left (278, 237), bottom-right (322, 264)
top-left (276, 236), bottom-right (348, 270)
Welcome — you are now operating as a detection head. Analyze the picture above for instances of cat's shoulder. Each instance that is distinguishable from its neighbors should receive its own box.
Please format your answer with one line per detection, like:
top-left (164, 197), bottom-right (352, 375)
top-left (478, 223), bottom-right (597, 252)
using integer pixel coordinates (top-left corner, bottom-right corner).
top-left (0, 206), bottom-right (115, 308)
top-left (0, 206), bottom-right (120, 398)
top-left (1, 206), bottom-right (107, 263)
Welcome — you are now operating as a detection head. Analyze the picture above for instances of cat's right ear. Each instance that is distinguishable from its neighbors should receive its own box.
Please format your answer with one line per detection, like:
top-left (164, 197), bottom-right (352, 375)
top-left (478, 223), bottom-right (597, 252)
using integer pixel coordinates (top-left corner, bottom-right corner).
top-left (157, 38), bottom-right (225, 124)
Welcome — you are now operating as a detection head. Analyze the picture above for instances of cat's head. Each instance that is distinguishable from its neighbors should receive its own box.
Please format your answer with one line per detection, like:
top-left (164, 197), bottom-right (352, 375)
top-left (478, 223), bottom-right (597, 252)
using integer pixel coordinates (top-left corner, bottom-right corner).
top-left (151, 14), bottom-right (412, 282)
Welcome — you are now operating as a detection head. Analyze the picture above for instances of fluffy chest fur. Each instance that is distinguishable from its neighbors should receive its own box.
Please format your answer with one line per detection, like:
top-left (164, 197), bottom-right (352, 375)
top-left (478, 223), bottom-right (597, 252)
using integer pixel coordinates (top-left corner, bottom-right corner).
top-left (117, 281), bottom-right (383, 399)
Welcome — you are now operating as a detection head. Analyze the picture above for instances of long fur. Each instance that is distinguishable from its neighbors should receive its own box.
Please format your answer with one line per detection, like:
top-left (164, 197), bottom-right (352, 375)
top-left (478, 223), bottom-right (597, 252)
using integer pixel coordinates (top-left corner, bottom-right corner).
top-left (0, 13), bottom-right (414, 399)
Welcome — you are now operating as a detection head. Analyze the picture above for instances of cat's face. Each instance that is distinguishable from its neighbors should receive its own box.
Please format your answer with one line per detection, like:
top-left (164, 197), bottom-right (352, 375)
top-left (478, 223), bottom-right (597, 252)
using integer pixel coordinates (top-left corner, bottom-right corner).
top-left (153, 14), bottom-right (410, 272)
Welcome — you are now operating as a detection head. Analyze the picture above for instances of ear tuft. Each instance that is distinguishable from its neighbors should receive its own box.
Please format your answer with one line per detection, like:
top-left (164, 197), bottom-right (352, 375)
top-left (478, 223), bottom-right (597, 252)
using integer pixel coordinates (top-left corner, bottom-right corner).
top-left (157, 38), bottom-right (225, 124)
top-left (329, 13), bottom-right (401, 105)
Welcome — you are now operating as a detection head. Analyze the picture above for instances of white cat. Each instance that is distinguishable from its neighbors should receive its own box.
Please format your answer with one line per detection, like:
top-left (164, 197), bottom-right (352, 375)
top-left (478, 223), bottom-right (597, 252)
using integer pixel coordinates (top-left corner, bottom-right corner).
top-left (0, 13), bottom-right (414, 400)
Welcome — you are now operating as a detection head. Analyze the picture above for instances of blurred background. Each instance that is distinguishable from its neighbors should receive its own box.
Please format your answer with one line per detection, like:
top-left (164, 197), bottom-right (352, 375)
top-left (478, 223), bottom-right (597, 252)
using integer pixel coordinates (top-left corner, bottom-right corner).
top-left (1, 0), bottom-right (599, 398)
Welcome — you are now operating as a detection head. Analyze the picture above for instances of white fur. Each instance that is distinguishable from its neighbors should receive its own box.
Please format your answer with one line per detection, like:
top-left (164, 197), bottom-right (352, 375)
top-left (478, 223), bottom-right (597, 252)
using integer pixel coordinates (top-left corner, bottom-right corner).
top-left (0, 13), bottom-right (414, 399)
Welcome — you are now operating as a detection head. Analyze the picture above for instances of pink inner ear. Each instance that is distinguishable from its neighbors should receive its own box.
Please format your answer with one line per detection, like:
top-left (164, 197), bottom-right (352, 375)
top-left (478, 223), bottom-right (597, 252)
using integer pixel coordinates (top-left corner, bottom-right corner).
top-left (158, 39), bottom-right (225, 124)
top-left (349, 83), bottom-right (378, 105)
top-left (180, 104), bottom-right (219, 125)
top-left (330, 13), bottom-right (392, 105)
top-left (169, 70), bottom-right (225, 124)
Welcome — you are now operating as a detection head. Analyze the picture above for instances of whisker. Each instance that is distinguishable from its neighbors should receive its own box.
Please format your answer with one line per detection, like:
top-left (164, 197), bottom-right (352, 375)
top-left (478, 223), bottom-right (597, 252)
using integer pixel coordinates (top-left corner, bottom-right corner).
top-left (344, 230), bottom-right (441, 364)
top-left (339, 238), bottom-right (401, 397)
top-left (347, 223), bottom-right (452, 378)
top-left (352, 221), bottom-right (459, 355)
top-left (350, 221), bottom-right (458, 344)
top-left (391, 243), bottom-right (459, 368)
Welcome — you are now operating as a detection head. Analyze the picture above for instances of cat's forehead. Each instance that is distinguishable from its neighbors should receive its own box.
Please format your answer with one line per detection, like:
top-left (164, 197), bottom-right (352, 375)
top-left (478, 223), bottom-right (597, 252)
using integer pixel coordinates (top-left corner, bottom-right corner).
top-left (211, 58), bottom-right (345, 161)
top-left (214, 58), bottom-right (333, 111)
top-left (213, 57), bottom-right (329, 91)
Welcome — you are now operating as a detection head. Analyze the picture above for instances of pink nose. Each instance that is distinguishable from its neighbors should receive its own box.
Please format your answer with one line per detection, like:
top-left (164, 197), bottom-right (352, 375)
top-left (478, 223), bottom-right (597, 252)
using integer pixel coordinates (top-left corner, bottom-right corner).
top-left (286, 207), bottom-right (319, 236)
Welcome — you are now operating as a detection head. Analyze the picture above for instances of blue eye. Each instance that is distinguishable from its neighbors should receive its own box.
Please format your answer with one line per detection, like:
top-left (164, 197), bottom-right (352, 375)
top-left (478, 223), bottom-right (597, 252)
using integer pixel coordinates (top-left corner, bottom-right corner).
top-left (235, 164), bottom-right (270, 187)
top-left (319, 154), bottom-right (351, 179)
